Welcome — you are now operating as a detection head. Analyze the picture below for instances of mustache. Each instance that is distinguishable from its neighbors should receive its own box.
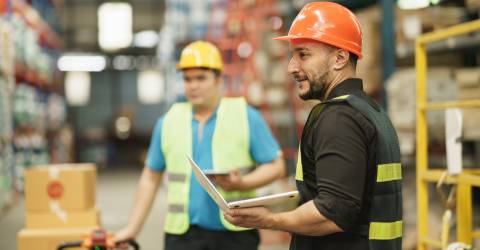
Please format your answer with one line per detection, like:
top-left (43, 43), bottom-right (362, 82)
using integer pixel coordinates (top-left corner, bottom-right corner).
top-left (293, 74), bottom-right (308, 82)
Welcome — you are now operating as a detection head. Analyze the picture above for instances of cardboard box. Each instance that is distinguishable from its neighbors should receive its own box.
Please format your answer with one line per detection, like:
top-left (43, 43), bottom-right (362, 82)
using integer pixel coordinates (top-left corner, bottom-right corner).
top-left (463, 109), bottom-right (480, 141)
top-left (17, 228), bottom-right (94, 250)
top-left (25, 164), bottom-right (96, 212)
top-left (456, 68), bottom-right (480, 89)
top-left (466, 0), bottom-right (480, 11)
top-left (26, 208), bottom-right (101, 229)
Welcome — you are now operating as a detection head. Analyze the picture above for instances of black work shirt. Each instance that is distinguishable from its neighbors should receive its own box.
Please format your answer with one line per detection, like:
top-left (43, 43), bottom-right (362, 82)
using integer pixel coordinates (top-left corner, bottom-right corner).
top-left (291, 78), bottom-right (378, 250)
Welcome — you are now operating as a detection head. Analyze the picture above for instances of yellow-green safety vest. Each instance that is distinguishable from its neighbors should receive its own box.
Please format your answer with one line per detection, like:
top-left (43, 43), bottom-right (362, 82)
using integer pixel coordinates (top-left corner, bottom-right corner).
top-left (161, 97), bottom-right (256, 235)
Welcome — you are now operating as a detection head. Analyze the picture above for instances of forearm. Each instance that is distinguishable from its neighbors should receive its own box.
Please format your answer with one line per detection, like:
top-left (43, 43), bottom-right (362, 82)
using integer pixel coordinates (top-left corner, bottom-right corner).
top-left (126, 167), bottom-right (163, 235)
top-left (241, 156), bottom-right (286, 190)
top-left (271, 201), bottom-right (343, 236)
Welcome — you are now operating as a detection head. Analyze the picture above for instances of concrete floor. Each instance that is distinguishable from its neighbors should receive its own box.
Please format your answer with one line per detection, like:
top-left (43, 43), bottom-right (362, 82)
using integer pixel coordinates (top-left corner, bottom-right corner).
top-left (0, 168), bottom-right (289, 250)
top-left (2, 165), bottom-right (465, 250)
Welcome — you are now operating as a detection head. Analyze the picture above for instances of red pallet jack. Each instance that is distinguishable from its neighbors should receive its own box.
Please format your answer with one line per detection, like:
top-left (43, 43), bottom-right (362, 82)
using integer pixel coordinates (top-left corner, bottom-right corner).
top-left (56, 228), bottom-right (139, 250)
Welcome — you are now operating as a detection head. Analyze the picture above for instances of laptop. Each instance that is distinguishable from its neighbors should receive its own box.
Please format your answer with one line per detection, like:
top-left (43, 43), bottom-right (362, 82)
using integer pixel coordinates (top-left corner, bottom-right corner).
top-left (187, 156), bottom-right (299, 211)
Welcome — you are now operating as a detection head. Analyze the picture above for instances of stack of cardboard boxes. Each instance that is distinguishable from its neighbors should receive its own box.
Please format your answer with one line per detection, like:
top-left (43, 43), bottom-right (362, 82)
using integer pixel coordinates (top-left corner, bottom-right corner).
top-left (17, 164), bottom-right (101, 250)
top-left (455, 68), bottom-right (480, 141)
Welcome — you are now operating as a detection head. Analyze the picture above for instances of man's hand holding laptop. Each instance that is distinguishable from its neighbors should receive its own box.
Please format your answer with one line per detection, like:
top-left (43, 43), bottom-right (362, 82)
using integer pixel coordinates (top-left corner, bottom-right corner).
top-left (187, 155), bottom-right (298, 212)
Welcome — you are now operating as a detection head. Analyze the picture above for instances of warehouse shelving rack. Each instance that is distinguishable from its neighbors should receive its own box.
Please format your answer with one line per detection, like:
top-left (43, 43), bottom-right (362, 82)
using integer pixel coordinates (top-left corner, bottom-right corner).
top-left (416, 19), bottom-right (480, 250)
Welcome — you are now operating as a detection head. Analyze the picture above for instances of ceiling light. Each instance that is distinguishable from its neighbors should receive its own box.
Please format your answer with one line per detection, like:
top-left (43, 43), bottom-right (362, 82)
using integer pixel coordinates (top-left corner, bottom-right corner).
top-left (58, 54), bottom-right (106, 72)
top-left (133, 30), bottom-right (159, 48)
top-left (137, 70), bottom-right (164, 104)
top-left (65, 72), bottom-right (91, 106)
top-left (98, 2), bottom-right (133, 51)
top-left (397, 0), bottom-right (429, 9)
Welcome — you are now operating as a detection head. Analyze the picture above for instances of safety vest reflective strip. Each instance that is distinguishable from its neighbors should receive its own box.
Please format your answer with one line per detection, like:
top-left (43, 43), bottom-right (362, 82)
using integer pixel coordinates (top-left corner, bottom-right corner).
top-left (368, 162), bottom-right (402, 241)
top-left (161, 97), bottom-right (255, 234)
top-left (369, 221), bottom-right (402, 240)
top-left (377, 163), bottom-right (402, 182)
top-left (295, 144), bottom-right (303, 181)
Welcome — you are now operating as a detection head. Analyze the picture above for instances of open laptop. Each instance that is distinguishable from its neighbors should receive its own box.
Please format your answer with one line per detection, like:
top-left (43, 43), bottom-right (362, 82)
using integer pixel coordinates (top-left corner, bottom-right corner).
top-left (187, 156), bottom-right (299, 211)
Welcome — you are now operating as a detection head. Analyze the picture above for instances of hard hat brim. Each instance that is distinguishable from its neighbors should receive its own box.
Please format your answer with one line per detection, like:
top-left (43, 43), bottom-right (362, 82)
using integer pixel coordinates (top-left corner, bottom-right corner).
top-left (272, 35), bottom-right (363, 59)
top-left (272, 35), bottom-right (291, 41)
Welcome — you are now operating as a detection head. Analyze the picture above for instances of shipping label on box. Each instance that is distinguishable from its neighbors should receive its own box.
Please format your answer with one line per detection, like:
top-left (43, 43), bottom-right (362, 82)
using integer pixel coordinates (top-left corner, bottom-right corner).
top-left (25, 164), bottom-right (96, 212)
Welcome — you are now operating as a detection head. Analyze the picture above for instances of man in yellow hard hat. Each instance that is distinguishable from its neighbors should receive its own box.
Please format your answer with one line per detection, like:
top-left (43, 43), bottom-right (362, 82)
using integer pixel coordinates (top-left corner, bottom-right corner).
top-left (224, 2), bottom-right (402, 250)
top-left (115, 41), bottom-right (285, 250)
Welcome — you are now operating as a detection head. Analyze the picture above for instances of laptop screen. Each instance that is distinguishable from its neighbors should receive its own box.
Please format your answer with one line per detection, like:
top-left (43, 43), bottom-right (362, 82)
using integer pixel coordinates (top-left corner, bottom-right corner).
top-left (187, 156), bottom-right (230, 211)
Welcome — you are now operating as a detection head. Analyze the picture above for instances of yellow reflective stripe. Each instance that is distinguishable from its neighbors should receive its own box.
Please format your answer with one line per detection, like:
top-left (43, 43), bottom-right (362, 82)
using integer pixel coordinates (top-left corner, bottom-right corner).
top-left (332, 94), bottom-right (350, 101)
top-left (369, 221), bottom-right (402, 240)
top-left (296, 145), bottom-right (303, 181)
top-left (377, 163), bottom-right (402, 182)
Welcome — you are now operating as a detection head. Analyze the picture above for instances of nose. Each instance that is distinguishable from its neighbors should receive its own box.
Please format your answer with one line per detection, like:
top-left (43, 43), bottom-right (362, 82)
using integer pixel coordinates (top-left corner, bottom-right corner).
top-left (287, 57), bottom-right (299, 75)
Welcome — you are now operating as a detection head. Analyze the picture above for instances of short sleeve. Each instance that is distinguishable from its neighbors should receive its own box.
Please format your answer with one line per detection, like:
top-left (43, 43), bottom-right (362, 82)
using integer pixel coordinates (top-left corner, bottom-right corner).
top-left (247, 106), bottom-right (281, 164)
top-left (145, 117), bottom-right (167, 172)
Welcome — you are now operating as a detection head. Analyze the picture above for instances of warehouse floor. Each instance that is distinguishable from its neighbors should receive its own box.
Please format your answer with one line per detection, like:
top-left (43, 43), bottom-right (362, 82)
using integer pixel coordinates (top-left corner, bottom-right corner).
top-left (0, 168), bottom-right (289, 250)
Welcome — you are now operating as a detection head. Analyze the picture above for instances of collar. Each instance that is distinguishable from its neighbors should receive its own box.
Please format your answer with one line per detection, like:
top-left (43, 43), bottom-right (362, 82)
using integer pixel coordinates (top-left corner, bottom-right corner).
top-left (326, 78), bottom-right (364, 100)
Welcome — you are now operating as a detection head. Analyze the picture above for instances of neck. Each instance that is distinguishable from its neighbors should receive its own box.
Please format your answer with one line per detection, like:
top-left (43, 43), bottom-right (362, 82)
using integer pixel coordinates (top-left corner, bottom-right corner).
top-left (322, 70), bottom-right (356, 101)
top-left (193, 95), bottom-right (221, 121)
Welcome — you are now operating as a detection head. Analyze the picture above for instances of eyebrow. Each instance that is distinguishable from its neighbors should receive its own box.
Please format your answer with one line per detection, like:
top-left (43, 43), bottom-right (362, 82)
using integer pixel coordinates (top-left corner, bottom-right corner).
top-left (293, 47), bottom-right (310, 53)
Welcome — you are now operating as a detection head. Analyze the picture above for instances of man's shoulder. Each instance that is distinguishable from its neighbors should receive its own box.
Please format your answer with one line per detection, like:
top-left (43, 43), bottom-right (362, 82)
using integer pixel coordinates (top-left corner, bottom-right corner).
top-left (317, 100), bottom-right (376, 137)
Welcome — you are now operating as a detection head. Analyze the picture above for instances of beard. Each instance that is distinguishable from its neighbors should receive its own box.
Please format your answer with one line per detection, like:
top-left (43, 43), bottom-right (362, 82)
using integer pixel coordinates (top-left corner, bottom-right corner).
top-left (298, 69), bottom-right (331, 101)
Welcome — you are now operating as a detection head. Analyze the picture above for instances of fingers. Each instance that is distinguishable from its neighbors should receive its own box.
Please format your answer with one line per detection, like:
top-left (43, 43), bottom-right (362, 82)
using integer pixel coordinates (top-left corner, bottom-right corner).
top-left (116, 242), bottom-right (130, 249)
top-left (223, 211), bottom-right (245, 227)
top-left (230, 170), bottom-right (240, 178)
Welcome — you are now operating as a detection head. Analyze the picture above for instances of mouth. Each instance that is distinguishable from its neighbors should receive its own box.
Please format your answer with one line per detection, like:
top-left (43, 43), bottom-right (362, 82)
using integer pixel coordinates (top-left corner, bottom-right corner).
top-left (293, 75), bottom-right (308, 85)
top-left (294, 78), bottom-right (308, 86)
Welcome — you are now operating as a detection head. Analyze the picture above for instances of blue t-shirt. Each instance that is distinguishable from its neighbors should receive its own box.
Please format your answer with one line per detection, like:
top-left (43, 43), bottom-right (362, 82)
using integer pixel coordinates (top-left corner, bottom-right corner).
top-left (145, 105), bottom-right (280, 231)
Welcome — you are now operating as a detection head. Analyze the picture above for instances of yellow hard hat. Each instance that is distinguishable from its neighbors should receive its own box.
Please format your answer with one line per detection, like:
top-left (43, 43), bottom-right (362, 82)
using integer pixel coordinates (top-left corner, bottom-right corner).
top-left (177, 41), bottom-right (223, 71)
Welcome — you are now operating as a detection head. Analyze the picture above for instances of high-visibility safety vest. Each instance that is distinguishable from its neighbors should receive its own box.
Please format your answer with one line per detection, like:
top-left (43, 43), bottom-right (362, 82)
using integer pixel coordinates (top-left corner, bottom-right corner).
top-left (296, 94), bottom-right (402, 250)
top-left (161, 97), bottom-right (256, 235)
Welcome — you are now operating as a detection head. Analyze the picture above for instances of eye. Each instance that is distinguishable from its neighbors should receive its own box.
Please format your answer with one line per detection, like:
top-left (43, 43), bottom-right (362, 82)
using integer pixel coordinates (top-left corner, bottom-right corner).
top-left (299, 52), bottom-right (308, 60)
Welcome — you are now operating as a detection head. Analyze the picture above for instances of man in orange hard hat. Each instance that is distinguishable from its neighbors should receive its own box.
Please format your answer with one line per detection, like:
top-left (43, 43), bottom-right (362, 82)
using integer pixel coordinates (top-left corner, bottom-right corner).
top-left (116, 41), bottom-right (285, 250)
top-left (224, 2), bottom-right (402, 250)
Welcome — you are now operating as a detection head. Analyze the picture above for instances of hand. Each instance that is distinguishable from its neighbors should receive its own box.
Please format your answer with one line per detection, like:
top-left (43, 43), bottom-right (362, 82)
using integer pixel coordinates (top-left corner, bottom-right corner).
top-left (211, 170), bottom-right (246, 191)
top-left (223, 206), bottom-right (275, 229)
top-left (114, 227), bottom-right (137, 249)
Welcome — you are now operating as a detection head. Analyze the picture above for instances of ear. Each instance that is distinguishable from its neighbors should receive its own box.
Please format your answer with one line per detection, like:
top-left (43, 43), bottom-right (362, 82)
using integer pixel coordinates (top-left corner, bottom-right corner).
top-left (333, 49), bottom-right (350, 70)
top-left (214, 73), bottom-right (223, 86)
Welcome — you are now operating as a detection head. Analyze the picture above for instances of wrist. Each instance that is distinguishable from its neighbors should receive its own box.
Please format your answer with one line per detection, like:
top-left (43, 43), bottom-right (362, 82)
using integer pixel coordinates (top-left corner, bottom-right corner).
top-left (268, 212), bottom-right (283, 230)
top-left (126, 224), bottom-right (140, 236)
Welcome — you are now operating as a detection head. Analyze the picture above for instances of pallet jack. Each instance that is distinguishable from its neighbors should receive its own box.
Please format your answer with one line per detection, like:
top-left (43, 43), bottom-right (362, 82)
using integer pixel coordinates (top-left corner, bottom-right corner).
top-left (56, 228), bottom-right (139, 250)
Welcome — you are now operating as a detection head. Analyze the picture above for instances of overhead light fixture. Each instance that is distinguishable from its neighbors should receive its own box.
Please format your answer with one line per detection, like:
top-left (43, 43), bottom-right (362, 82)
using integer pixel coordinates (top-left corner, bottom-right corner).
top-left (98, 2), bottom-right (133, 51)
top-left (58, 53), bottom-right (107, 72)
top-left (65, 71), bottom-right (91, 106)
top-left (397, 0), bottom-right (429, 9)
top-left (133, 30), bottom-right (159, 48)
top-left (113, 55), bottom-right (134, 70)
top-left (115, 116), bottom-right (132, 140)
top-left (137, 70), bottom-right (164, 104)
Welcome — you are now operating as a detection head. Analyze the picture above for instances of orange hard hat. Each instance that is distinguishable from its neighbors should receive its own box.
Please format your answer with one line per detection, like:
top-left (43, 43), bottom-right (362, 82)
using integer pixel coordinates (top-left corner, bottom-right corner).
top-left (274, 2), bottom-right (363, 59)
